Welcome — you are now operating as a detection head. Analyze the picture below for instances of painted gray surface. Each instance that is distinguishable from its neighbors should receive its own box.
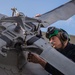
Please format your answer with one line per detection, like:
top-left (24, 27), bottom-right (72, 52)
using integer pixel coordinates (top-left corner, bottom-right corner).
top-left (0, 0), bottom-right (75, 75)
top-left (35, 0), bottom-right (75, 27)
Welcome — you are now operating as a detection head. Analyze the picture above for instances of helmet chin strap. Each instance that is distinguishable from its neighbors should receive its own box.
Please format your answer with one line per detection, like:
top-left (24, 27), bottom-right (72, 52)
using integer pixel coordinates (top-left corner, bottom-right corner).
top-left (56, 34), bottom-right (65, 49)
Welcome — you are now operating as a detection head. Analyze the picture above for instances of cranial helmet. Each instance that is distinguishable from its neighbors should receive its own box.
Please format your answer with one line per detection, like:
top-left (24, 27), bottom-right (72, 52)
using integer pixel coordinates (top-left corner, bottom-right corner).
top-left (46, 26), bottom-right (70, 41)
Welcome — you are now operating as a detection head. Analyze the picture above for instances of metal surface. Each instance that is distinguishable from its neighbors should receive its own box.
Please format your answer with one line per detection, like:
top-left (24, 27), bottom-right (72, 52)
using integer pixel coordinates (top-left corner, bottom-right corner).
top-left (35, 0), bottom-right (75, 27)
top-left (0, 0), bottom-right (75, 75)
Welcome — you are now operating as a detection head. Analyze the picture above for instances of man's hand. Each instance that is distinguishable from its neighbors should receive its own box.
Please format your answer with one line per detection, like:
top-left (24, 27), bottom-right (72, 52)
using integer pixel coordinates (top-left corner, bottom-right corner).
top-left (27, 52), bottom-right (41, 63)
top-left (27, 52), bottom-right (47, 68)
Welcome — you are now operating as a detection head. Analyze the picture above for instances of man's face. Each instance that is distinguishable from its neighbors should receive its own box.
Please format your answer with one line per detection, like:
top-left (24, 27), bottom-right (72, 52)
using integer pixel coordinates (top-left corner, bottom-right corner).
top-left (49, 36), bottom-right (62, 49)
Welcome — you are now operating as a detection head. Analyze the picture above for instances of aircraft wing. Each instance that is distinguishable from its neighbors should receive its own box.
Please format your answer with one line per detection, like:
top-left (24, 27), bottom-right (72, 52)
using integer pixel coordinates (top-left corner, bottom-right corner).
top-left (35, 0), bottom-right (75, 27)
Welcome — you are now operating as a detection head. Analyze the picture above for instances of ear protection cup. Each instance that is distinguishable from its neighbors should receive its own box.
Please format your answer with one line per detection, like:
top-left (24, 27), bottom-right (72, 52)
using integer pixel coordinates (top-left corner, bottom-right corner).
top-left (59, 29), bottom-right (70, 41)
top-left (60, 32), bottom-right (68, 41)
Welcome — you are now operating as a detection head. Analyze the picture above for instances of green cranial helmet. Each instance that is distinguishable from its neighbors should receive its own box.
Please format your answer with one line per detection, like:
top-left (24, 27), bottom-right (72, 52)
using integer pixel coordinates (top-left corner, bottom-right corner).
top-left (46, 26), bottom-right (70, 41)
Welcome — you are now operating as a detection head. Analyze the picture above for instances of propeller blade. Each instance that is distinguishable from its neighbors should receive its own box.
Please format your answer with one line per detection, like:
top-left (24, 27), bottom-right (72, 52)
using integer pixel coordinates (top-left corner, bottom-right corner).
top-left (25, 16), bottom-right (43, 23)
top-left (0, 16), bottom-right (21, 22)
top-left (0, 16), bottom-right (25, 30)
top-left (35, 0), bottom-right (75, 27)
top-left (0, 16), bottom-right (43, 23)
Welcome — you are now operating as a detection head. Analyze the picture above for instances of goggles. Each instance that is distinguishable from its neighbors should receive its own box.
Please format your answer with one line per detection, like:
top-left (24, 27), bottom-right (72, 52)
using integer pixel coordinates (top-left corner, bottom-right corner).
top-left (46, 27), bottom-right (59, 39)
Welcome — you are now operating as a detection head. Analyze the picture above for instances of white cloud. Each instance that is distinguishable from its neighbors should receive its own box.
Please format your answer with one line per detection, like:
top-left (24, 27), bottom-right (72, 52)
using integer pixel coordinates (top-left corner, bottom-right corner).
top-left (64, 17), bottom-right (75, 26)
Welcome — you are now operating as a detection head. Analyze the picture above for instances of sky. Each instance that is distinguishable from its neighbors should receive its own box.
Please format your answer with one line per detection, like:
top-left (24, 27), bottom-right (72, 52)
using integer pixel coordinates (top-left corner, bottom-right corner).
top-left (0, 0), bottom-right (75, 35)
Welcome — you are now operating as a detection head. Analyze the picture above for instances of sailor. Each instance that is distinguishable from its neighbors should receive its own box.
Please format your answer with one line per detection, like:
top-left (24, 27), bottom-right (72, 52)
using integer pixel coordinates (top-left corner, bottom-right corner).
top-left (27, 26), bottom-right (75, 75)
